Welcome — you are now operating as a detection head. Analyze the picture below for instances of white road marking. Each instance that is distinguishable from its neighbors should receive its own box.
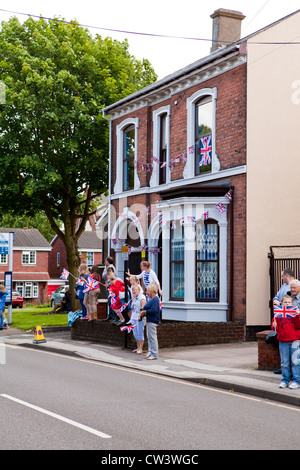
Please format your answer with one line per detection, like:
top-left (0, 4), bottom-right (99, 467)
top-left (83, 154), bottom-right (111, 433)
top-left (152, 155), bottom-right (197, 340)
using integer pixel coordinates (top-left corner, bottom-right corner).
top-left (0, 394), bottom-right (111, 439)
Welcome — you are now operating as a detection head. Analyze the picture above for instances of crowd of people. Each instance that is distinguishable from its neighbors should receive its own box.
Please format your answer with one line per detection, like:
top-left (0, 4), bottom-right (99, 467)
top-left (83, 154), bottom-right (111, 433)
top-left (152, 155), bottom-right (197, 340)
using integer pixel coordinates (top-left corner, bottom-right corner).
top-left (74, 257), bottom-right (162, 360)
top-left (272, 268), bottom-right (300, 389)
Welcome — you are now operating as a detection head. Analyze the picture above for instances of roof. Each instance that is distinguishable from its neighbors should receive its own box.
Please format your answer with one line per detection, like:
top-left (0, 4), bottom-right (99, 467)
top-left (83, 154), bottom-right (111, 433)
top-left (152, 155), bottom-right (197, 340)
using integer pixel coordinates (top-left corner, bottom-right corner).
top-left (77, 231), bottom-right (102, 251)
top-left (0, 228), bottom-right (51, 250)
top-left (51, 230), bottom-right (102, 251)
top-left (102, 9), bottom-right (300, 115)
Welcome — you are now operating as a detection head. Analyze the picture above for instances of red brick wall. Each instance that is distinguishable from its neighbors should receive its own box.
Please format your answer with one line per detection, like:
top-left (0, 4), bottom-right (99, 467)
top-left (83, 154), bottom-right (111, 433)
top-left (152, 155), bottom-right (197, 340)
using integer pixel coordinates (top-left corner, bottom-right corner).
top-left (110, 63), bottom-right (247, 324)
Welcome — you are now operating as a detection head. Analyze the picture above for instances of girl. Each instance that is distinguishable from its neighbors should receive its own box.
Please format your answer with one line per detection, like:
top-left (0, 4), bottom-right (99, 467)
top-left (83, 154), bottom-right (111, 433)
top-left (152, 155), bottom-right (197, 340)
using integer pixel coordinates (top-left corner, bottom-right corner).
top-left (84, 265), bottom-right (100, 321)
top-left (128, 261), bottom-right (162, 297)
top-left (76, 264), bottom-right (89, 317)
top-left (0, 284), bottom-right (7, 330)
top-left (130, 284), bottom-right (146, 354)
top-left (107, 273), bottom-right (126, 325)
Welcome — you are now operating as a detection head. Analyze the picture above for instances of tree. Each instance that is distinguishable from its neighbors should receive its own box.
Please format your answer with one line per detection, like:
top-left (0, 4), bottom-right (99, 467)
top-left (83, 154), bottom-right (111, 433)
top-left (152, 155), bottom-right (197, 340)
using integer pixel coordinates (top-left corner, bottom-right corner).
top-left (0, 16), bottom-right (157, 305)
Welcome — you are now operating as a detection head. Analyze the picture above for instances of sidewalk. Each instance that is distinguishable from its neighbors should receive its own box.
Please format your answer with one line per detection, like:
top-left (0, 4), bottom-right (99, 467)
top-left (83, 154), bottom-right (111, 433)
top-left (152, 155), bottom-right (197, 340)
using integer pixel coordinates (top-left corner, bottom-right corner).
top-left (1, 327), bottom-right (300, 407)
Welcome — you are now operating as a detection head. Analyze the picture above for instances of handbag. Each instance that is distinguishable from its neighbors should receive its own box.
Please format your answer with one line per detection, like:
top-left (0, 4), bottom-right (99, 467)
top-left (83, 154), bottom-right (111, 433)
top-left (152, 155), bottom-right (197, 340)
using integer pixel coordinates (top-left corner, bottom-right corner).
top-left (265, 331), bottom-right (279, 346)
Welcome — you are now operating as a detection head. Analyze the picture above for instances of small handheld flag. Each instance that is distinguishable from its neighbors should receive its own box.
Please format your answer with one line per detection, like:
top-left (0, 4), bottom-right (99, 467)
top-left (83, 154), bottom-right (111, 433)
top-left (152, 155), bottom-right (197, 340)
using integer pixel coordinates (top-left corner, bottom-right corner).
top-left (60, 268), bottom-right (69, 280)
top-left (273, 305), bottom-right (297, 318)
top-left (83, 277), bottom-right (99, 293)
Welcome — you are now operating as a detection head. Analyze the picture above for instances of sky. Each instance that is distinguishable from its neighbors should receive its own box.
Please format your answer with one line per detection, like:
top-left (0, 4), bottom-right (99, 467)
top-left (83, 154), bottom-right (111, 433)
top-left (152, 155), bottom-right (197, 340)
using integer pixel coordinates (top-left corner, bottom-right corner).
top-left (0, 1), bottom-right (299, 79)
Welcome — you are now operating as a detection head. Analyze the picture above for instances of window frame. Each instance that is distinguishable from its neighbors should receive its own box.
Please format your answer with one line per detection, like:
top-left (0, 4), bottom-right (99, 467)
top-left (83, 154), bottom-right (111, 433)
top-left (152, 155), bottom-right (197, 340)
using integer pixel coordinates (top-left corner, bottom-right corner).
top-left (123, 124), bottom-right (135, 191)
top-left (170, 223), bottom-right (185, 301)
top-left (196, 219), bottom-right (220, 302)
top-left (185, 87), bottom-right (219, 179)
top-left (114, 117), bottom-right (140, 194)
top-left (22, 250), bottom-right (36, 265)
top-left (150, 105), bottom-right (171, 187)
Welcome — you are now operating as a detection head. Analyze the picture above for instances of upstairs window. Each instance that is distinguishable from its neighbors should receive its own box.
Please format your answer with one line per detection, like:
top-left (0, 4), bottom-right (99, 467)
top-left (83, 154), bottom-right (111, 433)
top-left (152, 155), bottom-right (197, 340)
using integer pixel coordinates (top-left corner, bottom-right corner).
top-left (195, 96), bottom-right (212, 175)
top-left (123, 124), bottom-right (135, 191)
top-left (22, 251), bottom-right (36, 265)
top-left (159, 113), bottom-right (168, 185)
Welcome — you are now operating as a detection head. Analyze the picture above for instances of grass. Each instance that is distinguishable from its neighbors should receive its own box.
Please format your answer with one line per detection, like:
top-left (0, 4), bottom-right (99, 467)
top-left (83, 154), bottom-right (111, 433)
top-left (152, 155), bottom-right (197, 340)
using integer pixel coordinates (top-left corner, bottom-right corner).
top-left (8, 306), bottom-right (69, 331)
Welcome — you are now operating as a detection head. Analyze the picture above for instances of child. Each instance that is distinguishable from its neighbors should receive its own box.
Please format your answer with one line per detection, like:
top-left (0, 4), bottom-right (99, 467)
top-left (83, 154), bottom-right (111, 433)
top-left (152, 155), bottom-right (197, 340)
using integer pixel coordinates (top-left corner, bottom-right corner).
top-left (107, 274), bottom-right (126, 325)
top-left (130, 284), bottom-right (146, 354)
top-left (139, 282), bottom-right (160, 360)
top-left (272, 294), bottom-right (300, 389)
top-left (0, 284), bottom-right (7, 330)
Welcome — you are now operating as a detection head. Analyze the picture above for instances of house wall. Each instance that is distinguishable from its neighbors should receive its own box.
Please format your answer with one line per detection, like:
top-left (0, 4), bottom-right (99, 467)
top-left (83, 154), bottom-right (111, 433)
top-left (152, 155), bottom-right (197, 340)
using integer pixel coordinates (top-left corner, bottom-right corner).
top-left (246, 11), bottom-right (300, 326)
top-left (110, 62), bottom-right (248, 324)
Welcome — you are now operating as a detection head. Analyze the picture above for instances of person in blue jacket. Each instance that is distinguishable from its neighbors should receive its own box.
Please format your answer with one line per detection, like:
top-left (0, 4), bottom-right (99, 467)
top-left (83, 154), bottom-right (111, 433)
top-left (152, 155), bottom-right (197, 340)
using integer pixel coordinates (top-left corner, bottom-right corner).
top-left (139, 282), bottom-right (160, 360)
top-left (0, 284), bottom-right (7, 330)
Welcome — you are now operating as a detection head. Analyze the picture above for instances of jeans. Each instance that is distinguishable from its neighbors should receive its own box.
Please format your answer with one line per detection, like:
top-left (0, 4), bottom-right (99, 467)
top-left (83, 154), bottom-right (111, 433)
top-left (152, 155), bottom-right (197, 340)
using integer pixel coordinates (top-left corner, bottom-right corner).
top-left (0, 309), bottom-right (3, 329)
top-left (146, 322), bottom-right (158, 358)
top-left (279, 341), bottom-right (300, 384)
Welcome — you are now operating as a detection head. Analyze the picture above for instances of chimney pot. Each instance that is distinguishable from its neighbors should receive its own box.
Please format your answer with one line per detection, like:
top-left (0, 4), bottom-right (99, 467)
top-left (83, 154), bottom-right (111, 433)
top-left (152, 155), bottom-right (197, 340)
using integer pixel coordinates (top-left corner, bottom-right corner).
top-left (210, 8), bottom-right (245, 53)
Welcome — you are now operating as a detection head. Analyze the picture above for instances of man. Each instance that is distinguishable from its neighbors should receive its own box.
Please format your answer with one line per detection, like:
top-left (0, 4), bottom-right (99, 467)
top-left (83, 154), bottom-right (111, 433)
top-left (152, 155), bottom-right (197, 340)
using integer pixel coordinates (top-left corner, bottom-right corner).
top-left (288, 279), bottom-right (300, 309)
top-left (273, 269), bottom-right (295, 306)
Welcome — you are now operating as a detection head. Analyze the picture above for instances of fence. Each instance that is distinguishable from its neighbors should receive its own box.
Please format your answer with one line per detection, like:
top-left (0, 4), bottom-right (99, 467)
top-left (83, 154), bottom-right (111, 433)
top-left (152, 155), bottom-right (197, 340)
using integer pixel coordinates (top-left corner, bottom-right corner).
top-left (268, 245), bottom-right (300, 321)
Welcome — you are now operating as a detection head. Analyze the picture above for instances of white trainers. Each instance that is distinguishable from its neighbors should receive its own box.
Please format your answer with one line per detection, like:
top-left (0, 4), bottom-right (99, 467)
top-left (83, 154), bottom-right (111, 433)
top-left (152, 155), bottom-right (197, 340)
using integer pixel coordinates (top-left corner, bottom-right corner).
top-left (279, 381), bottom-right (288, 388)
top-left (288, 382), bottom-right (299, 389)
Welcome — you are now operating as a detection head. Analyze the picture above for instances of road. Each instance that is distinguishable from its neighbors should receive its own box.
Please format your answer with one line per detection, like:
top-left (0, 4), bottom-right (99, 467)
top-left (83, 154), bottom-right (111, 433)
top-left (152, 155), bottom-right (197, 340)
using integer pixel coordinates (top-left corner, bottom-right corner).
top-left (1, 344), bottom-right (299, 451)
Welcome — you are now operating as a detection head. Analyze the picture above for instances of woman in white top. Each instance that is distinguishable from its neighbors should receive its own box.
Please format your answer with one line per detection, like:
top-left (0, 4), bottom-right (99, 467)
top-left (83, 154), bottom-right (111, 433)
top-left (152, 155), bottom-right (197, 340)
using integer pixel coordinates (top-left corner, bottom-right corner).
top-left (130, 284), bottom-right (146, 354)
top-left (128, 261), bottom-right (162, 297)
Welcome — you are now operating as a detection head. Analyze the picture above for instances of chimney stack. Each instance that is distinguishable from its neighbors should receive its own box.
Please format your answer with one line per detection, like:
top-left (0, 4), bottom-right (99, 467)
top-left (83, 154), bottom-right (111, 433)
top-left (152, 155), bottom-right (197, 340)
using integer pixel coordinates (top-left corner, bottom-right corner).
top-left (210, 9), bottom-right (245, 53)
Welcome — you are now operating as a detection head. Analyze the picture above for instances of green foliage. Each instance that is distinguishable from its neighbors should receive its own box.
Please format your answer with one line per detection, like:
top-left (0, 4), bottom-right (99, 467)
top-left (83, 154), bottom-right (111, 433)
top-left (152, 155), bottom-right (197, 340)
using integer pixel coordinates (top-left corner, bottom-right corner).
top-left (0, 15), bottom-right (157, 282)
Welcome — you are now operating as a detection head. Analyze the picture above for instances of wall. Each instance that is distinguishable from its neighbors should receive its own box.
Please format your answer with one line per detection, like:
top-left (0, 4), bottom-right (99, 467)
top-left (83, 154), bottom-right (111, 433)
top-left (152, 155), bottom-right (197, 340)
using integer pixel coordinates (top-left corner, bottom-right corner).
top-left (71, 319), bottom-right (245, 348)
top-left (246, 11), bottom-right (300, 326)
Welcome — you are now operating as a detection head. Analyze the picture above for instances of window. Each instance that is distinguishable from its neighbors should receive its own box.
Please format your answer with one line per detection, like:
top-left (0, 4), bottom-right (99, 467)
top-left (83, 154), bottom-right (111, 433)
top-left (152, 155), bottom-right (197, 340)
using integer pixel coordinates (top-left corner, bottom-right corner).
top-left (159, 113), bottom-right (168, 185)
top-left (196, 220), bottom-right (219, 301)
top-left (195, 96), bottom-right (212, 175)
top-left (16, 283), bottom-right (24, 297)
top-left (22, 251), bottom-right (36, 265)
top-left (87, 252), bottom-right (94, 266)
top-left (23, 282), bottom-right (39, 298)
top-left (0, 254), bottom-right (7, 264)
top-left (57, 252), bottom-right (60, 267)
top-left (185, 87), bottom-right (219, 179)
top-left (123, 124), bottom-right (135, 191)
top-left (170, 224), bottom-right (184, 300)
top-left (114, 118), bottom-right (140, 194)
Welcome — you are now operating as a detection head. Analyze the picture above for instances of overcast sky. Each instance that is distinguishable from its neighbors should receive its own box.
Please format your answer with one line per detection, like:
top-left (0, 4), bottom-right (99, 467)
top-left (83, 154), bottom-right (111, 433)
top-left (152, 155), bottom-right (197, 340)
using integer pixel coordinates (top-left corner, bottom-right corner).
top-left (0, 1), bottom-right (299, 78)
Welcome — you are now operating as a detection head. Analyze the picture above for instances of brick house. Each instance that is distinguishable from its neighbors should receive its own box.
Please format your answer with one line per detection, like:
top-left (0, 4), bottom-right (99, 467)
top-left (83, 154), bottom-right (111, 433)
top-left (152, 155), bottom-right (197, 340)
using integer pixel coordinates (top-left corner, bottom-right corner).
top-left (48, 231), bottom-right (103, 295)
top-left (0, 227), bottom-right (51, 303)
top-left (102, 9), bottom-right (300, 339)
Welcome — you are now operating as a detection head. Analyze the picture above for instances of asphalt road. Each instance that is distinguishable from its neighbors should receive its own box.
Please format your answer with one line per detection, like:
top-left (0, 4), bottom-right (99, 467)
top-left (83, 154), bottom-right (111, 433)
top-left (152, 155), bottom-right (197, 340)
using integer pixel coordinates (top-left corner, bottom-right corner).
top-left (1, 344), bottom-right (299, 451)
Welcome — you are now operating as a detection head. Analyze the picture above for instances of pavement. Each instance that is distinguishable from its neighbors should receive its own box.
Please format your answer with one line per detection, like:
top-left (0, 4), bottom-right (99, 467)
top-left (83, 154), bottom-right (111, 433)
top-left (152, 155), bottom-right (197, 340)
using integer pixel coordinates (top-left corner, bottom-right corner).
top-left (1, 326), bottom-right (300, 407)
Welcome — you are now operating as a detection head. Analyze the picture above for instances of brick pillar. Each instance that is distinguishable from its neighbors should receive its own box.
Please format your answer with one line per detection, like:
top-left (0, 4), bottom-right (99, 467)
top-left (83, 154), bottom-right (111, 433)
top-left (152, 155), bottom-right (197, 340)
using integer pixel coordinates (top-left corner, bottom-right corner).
top-left (256, 330), bottom-right (281, 371)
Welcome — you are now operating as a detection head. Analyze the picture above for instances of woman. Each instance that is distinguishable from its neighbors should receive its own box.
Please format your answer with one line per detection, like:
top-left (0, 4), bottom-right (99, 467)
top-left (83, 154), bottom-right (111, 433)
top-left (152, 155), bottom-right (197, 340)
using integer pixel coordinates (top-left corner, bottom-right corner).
top-left (84, 265), bottom-right (100, 321)
top-left (128, 261), bottom-right (162, 297)
top-left (76, 264), bottom-right (89, 317)
top-left (130, 284), bottom-right (146, 354)
top-left (139, 282), bottom-right (160, 360)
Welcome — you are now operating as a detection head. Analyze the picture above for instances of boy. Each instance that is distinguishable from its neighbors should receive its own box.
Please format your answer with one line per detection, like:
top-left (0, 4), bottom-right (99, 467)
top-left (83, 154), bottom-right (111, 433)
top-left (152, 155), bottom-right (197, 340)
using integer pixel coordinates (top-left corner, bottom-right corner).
top-left (272, 294), bottom-right (300, 389)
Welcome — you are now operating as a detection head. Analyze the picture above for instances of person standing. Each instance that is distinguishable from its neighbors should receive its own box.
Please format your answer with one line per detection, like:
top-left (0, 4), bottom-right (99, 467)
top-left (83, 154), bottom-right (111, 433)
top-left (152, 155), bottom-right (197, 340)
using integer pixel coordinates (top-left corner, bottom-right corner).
top-left (139, 282), bottom-right (160, 360)
top-left (273, 269), bottom-right (295, 306)
top-left (0, 284), bottom-right (7, 330)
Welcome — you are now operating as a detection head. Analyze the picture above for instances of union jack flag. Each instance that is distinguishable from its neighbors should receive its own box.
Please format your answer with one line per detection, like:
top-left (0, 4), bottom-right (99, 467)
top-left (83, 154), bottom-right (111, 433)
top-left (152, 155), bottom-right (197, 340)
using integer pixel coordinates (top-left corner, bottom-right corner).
top-left (216, 203), bottom-right (226, 213)
top-left (117, 299), bottom-right (132, 316)
top-left (76, 278), bottom-right (85, 287)
top-left (152, 156), bottom-right (160, 163)
top-left (273, 305), bottom-right (297, 318)
top-left (60, 268), bottom-right (69, 280)
top-left (202, 211), bottom-right (209, 220)
top-left (120, 324), bottom-right (136, 333)
top-left (225, 190), bottom-right (232, 201)
top-left (83, 277), bottom-right (99, 293)
top-left (189, 145), bottom-right (194, 154)
top-left (199, 135), bottom-right (212, 166)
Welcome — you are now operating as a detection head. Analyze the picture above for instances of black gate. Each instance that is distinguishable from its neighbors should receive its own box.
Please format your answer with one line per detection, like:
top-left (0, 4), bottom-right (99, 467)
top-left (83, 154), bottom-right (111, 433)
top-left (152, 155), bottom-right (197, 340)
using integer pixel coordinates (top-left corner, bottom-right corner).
top-left (269, 245), bottom-right (300, 320)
